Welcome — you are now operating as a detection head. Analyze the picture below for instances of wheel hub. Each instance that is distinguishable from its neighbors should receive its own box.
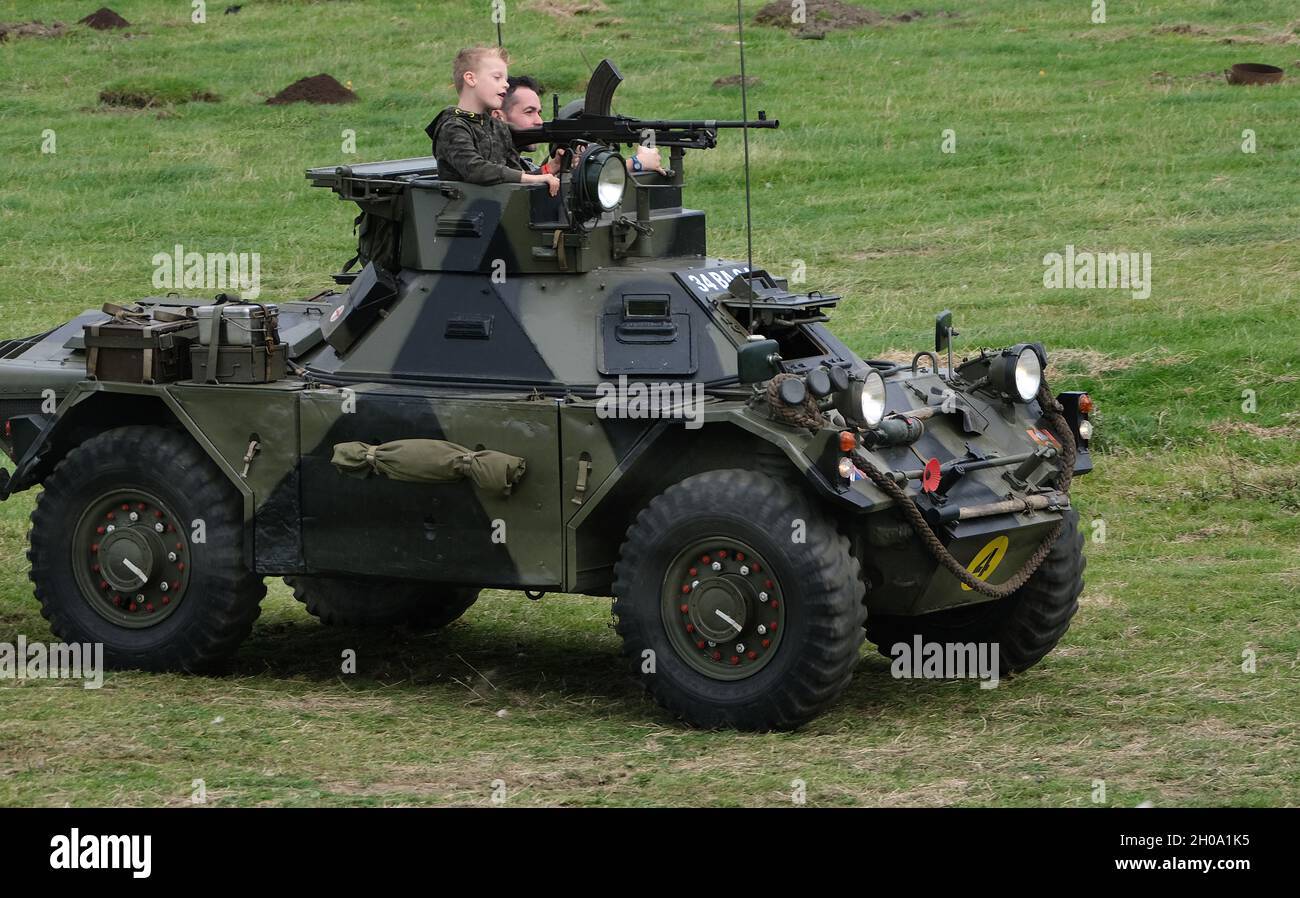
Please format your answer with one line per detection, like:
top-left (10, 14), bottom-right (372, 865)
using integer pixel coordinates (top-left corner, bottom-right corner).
top-left (99, 528), bottom-right (159, 592)
top-left (688, 578), bottom-right (750, 643)
top-left (74, 493), bottom-right (188, 628)
top-left (661, 540), bottom-right (785, 681)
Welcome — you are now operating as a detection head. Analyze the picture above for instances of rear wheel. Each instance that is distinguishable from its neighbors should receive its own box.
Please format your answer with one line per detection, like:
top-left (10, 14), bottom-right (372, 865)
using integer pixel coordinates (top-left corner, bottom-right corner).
top-left (27, 426), bottom-right (265, 672)
top-left (865, 509), bottom-right (1084, 673)
top-left (285, 575), bottom-right (479, 628)
top-left (613, 470), bottom-right (865, 731)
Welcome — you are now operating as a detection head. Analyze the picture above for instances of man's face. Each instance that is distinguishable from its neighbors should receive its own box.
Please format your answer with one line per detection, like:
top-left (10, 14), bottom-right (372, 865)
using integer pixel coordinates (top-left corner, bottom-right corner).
top-left (502, 87), bottom-right (543, 130)
top-left (465, 56), bottom-right (509, 111)
top-left (501, 86), bottom-right (543, 150)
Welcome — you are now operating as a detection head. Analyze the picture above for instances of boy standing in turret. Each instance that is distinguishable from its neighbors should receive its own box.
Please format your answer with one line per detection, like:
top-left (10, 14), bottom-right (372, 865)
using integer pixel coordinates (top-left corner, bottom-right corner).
top-left (426, 47), bottom-right (559, 196)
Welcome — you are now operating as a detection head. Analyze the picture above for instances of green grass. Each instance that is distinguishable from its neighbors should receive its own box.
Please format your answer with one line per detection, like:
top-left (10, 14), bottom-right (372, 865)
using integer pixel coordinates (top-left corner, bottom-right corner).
top-left (0, 0), bottom-right (1297, 806)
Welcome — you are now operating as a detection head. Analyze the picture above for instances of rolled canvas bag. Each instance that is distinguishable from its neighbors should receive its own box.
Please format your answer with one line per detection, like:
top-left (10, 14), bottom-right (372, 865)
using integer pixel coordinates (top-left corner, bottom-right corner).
top-left (331, 439), bottom-right (526, 496)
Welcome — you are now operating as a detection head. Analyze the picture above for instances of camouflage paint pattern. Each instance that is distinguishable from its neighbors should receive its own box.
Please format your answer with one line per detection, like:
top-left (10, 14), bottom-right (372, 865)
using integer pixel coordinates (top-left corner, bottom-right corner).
top-left (0, 148), bottom-right (1090, 619)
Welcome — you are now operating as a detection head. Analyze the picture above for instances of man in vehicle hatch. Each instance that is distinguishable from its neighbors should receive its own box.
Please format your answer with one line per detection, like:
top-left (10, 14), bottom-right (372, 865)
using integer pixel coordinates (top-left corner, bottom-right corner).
top-left (425, 46), bottom-right (560, 196)
top-left (493, 73), bottom-right (668, 176)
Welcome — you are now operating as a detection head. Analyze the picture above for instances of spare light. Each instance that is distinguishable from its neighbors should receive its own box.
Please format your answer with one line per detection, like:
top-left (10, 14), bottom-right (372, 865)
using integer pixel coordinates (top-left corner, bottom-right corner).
top-left (1012, 347), bottom-right (1043, 401)
top-left (860, 370), bottom-right (887, 426)
top-left (575, 145), bottom-right (627, 214)
top-left (834, 370), bottom-right (888, 428)
top-left (989, 345), bottom-right (1044, 403)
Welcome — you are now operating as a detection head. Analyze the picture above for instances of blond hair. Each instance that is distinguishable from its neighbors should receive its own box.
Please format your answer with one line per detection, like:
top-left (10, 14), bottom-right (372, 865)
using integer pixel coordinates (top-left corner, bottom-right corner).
top-left (452, 46), bottom-right (509, 92)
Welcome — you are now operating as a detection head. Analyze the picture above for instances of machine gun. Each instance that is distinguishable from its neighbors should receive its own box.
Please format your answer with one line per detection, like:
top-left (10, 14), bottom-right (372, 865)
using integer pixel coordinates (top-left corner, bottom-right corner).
top-left (512, 59), bottom-right (778, 152)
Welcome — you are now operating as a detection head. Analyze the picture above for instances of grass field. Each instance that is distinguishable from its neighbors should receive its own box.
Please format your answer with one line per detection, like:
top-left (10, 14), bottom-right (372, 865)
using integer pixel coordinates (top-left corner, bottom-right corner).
top-left (0, 0), bottom-right (1297, 806)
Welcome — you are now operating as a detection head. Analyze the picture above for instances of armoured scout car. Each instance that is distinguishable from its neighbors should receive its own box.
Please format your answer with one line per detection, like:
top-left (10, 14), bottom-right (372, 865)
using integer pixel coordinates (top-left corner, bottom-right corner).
top-left (0, 62), bottom-right (1093, 730)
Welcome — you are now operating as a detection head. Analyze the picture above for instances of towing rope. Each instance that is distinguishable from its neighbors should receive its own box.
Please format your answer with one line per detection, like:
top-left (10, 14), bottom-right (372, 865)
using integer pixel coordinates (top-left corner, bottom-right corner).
top-left (855, 381), bottom-right (1077, 599)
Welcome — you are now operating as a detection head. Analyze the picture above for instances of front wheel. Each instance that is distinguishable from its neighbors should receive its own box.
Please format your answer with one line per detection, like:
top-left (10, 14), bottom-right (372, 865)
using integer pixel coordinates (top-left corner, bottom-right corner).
top-left (27, 426), bottom-right (265, 672)
top-left (865, 509), bottom-right (1085, 673)
top-left (612, 470), bottom-right (865, 731)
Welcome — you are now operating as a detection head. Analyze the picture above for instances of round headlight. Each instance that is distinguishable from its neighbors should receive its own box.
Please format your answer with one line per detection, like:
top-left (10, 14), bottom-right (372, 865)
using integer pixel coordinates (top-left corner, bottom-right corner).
top-left (1012, 346), bottom-right (1042, 402)
top-left (595, 154), bottom-right (626, 209)
top-left (578, 147), bottom-right (627, 213)
top-left (1078, 419), bottom-right (1093, 442)
top-left (860, 370), bottom-right (886, 427)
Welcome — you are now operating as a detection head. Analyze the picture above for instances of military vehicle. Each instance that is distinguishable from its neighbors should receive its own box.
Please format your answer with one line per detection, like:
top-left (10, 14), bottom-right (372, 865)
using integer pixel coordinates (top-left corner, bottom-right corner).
top-left (0, 61), bottom-right (1093, 730)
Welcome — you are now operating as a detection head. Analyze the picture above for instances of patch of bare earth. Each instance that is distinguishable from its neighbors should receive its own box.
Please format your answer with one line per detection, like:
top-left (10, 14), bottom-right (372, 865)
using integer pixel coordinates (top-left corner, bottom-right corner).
top-left (1047, 347), bottom-right (1189, 377)
top-left (0, 21), bottom-right (67, 40)
top-left (849, 245), bottom-right (941, 261)
top-left (712, 74), bottom-right (761, 88)
top-left (1208, 421), bottom-right (1300, 440)
top-left (1148, 19), bottom-right (1300, 46)
top-left (524, 0), bottom-right (608, 17)
top-left (755, 1), bottom-right (956, 34)
top-left (1172, 521), bottom-right (1254, 543)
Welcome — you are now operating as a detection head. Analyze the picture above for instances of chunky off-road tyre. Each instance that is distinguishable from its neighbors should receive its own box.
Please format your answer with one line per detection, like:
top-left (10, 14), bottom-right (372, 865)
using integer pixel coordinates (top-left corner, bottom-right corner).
top-left (285, 576), bottom-right (479, 628)
top-left (865, 509), bottom-right (1084, 673)
top-left (27, 425), bottom-right (265, 672)
top-left (613, 470), bottom-right (865, 731)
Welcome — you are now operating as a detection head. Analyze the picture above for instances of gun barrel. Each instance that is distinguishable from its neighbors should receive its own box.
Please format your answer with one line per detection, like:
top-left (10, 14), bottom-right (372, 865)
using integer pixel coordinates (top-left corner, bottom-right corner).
top-left (635, 119), bottom-right (780, 130)
top-left (512, 115), bottom-right (779, 150)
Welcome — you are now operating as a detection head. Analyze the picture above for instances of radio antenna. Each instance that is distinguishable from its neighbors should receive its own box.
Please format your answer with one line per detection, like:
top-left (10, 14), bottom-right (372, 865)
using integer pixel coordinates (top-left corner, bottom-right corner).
top-left (736, 0), bottom-right (756, 330)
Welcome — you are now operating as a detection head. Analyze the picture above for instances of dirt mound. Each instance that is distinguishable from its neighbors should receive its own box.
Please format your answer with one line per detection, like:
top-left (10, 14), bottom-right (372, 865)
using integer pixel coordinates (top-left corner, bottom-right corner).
top-left (0, 21), bottom-right (68, 40)
top-left (266, 73), bottom-right (357, 106)
top-left (79, 7), bottom-right (130, 29)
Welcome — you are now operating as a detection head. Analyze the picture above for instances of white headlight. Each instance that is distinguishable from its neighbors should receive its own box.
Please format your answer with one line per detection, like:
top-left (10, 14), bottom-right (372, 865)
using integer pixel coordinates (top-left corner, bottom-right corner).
top-left (1078, 419), bottom-right (1093, 441)
top-left (595, 155), bottom-right (626, 210)
top-left (1013, 347), bottom-right (1042, 402)
top-left (860, 370), bottom-right (886, 427)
